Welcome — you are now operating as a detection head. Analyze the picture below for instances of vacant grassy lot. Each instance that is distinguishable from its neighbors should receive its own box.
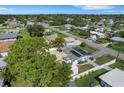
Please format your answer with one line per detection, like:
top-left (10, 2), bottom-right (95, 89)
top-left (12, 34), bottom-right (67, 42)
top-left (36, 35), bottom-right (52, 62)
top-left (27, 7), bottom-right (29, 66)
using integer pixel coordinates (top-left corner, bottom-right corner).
top-left (95, 39), bottom-right (109, 44)
top-left (77, 44), bottom-right (98, 54)
top-left (109, 59), bottom-right (124, 71)
top-left (75, 69), bottom-right (107, 87)
top-left (77, 64), bottom-right (94, 74)
top-left (108, 43), bottom-right (124, 53)
top-left (95, 55), bottom-right (115, 65)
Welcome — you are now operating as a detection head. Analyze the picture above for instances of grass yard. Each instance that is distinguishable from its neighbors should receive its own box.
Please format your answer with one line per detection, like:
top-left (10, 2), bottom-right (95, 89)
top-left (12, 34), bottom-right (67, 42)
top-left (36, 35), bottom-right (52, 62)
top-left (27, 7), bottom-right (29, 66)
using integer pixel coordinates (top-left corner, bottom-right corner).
top-left (56, 32), bottom-right (67, 38)
top-left (95, 55), bottom-right (115, 65)
top-left (0, 28), bottom-right (6, 33)
top-left (75, 69), bottom-right (107, 87)
top-left (77, 64), bottom-right (94, 74)
top-left (95, 39), bottom-right (109, 44)
top-left (109, 59), bottom-right (124, 71)
top-left (69, 29), bottom-right (90, 38)
top-left (19, 28), bottom-right (31, 39)
top-left (77, 44), bottom-right (98, 53)
top-left (108, 43), bottom-right (124, 53)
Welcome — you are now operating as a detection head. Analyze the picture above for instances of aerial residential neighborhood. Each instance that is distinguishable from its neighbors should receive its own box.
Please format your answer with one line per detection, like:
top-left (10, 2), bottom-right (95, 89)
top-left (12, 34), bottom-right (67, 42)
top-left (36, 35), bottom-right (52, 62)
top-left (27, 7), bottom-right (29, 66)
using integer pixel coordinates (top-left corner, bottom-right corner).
top-left (0, 5), bottom-right (124, 87)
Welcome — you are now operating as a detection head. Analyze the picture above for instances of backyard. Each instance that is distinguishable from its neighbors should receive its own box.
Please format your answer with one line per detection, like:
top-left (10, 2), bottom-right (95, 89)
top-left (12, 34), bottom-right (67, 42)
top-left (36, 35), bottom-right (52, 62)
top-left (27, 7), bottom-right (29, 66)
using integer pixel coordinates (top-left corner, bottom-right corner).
top-left (0, 28), bottom-right (6, 33)
top-left (95, 55), bottom-right (115, 65)
top-left (75, 69), bottom-right (107, 87)
top-left (77, 44), bottom-right (98, 53)
top-left (109, 59), bottom-right (124, 71)
top-left (108, 43), bottom-right (124, 53)
top-left (77, 63), bottom-right (94, 74)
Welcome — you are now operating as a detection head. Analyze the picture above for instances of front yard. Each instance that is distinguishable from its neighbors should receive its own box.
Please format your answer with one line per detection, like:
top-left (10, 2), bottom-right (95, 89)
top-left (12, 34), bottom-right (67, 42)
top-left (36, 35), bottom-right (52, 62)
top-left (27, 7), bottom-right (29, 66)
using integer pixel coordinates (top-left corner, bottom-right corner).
top-left (95, 55), bottom-right (115, 65)
top-left (75, 69), bottom-right (107, 87)
top-left (109, 59), bottom-right (124, 71)
top-left (69, 29), bottom-right (90, 38)
top-left (108, 43), bottom-right (124, 53)
top-left (77, 64), bottom-right (94, 74)
top-left (95, 39), bottom-right (109, 44)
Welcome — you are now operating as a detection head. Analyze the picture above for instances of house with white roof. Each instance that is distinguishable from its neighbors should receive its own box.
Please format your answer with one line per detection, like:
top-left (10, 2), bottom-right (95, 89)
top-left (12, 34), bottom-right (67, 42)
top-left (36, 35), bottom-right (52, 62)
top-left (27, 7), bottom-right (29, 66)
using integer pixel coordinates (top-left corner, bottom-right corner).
top-left (99, 68), bottom-right (124, 87)
top-left (110, 37), bottom-right (124, 43)
top-left (90, 31), bottom-right (106, 41)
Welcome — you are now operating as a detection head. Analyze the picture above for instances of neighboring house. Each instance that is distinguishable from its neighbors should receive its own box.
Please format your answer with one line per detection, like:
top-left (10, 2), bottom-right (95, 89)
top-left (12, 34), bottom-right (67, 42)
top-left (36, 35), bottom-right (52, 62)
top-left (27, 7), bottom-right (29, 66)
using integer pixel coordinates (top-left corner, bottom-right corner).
top-left (0, 60), bottom-right (6, 87)
top-left (64, 24), bottom-right (73, 30)
top-left (5, 18), bottom-right (20, 28)
top-left (110, 37), bottom-right (124, 43)
top-left (64, 37), bottom-right (81, 46)
top-left (0, 41), bottom-right (15, 57)
top-left (45, 34), bottom-right (57, 43)
top-left (90, 31), bottom-right (106, 41)
top-left (0, 60), bottom-right (6, 69)
top-left (0, 33), bottom-right (18, 42)
top-left (108, 19), bottom-right (114, 24)
top-left (0, 76), bottom-right (4, 87)
top-left (99, 68), bottom-right (124, 87)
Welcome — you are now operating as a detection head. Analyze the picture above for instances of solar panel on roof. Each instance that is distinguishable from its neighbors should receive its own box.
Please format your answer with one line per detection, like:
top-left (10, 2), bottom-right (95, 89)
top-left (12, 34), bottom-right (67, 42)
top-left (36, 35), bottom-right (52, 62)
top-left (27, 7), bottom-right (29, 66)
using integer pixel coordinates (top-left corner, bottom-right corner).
top-left (72, 47), bottom-right (88, 55)
top-left (70, 50), bottom-right (81, 57)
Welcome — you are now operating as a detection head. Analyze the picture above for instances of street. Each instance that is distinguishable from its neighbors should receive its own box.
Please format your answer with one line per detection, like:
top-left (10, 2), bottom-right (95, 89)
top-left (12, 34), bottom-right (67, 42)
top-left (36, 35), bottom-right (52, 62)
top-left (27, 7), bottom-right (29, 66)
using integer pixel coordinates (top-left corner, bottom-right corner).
top-left (46, 25), bottom-right (124, 61)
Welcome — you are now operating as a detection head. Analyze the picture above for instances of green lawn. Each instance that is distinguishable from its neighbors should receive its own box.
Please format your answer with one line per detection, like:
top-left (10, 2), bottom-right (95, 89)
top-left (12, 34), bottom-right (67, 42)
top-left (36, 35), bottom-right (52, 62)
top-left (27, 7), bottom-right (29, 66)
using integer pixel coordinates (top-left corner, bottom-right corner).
top-left (78, 64), bottom-right (94, 74)
top-left (109, 59), bottom-right (124, 71)
top-left (95, 39), bottom-right (109, 44)
top-left (56, 32), bottom-right (67, 38)
top-left (19, 28), bottom-right (31, 39)
top-left (75, 69), bottom-right (107, 87)
top-left (95, 55), bottom-right (115, 65)
top-left (0, 28), bottom-right (6, 33)
top-left (69, 29), bottom-right (90, 38)
top-left (108, 43), bottom-right (124, 53)
top-left (77, 45), bottom-right (98, 53)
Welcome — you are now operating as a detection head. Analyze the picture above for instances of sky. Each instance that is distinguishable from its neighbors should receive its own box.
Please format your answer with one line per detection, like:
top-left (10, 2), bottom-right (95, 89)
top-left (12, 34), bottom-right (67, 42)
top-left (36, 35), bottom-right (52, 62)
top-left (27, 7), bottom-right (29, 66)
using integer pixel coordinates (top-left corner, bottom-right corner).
top-left (0, 5), bottom-right (124, 14)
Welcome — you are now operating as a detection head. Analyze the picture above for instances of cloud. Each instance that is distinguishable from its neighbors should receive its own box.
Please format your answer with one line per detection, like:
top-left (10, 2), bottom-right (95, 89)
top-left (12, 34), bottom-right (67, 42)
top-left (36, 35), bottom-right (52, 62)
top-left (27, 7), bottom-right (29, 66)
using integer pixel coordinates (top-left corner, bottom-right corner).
top-left (0, 7), bottom-right (12, 11)
top-left (75, 5), bottom-right (114, 10)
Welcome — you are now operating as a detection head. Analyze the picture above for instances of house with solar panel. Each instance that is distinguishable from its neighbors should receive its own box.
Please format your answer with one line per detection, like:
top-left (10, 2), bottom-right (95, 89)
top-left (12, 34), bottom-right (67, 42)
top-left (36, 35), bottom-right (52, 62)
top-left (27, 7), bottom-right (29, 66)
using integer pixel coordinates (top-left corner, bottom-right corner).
top-left (62, 46), bottom-right (91, 64)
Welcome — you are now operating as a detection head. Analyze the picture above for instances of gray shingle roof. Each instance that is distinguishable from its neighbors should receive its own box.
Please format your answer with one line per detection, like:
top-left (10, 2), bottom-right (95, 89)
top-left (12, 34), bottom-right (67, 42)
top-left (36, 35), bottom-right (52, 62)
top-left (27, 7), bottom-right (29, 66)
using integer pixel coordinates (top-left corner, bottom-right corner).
top-left (0, 60), bottom-right (6, 68)
top-left (0, 76), bottom-right (4, 87)
top-left (99, 68), bottom-right (124, 87)
top-left (0, 33), bottom-right (18, 40)
top-left (111, 37), bottom-right (124, 42)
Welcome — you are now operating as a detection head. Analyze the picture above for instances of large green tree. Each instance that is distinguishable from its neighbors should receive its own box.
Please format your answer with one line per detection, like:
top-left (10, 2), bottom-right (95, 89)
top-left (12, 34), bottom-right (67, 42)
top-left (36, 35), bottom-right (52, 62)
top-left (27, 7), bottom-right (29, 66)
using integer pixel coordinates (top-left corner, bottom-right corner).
top-left (27, 24), bottom-right (45, 37)
top-left (4, 37), bottom-right (71, 87)
top-left (51, 36), bottom-right (65, 48)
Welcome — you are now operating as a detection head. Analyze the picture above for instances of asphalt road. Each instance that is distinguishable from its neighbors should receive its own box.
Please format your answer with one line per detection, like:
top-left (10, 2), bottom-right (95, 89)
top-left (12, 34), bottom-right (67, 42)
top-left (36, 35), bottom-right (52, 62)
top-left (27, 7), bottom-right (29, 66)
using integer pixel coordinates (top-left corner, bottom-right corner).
top-left (48, 26), bottom-right (124, 61)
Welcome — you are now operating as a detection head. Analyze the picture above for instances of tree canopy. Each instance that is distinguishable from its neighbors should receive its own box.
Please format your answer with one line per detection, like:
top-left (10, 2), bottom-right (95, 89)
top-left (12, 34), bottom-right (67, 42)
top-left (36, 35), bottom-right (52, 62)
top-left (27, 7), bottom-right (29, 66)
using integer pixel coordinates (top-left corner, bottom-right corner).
top-left (51, 36), bottom-right (65, 48)
top-left (27, 24), bottom-right (45, 37)
top-left (4, 37), bottom-right (71, 87)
